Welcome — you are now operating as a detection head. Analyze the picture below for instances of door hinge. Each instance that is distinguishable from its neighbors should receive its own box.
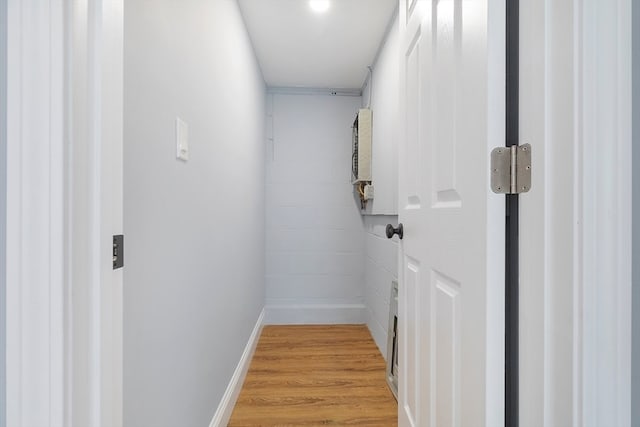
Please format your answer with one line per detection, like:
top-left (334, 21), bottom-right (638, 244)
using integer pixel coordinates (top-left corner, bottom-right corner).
top-left (113, 234), bottom-right (124, 270)
top-left (490, 143), bottom-right (531, 194)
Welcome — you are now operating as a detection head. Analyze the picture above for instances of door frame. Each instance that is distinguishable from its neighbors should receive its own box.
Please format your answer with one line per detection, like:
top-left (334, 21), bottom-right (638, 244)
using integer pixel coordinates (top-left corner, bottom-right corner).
top-left (5, 2), bottom-right (67, 424)
top-left (577, 0), bottom-right (632, 423)
top-left (4, 1), bottom-right (123, 426)
top-left (519, 0), bottom-right (632, 425)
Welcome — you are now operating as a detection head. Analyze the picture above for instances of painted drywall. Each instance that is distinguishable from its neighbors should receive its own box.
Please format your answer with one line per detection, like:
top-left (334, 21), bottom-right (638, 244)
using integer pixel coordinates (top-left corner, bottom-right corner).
top-left (123, 1), bottom-right (265, 426)
top-left (358, 10), bottom-right (400, 357)
top-left (0, 1), bottom-right (6, 424)
top-left (361, 11), bottom-right (399, 216)
top-left (265, 93), bottom-right (366, 323)
top-left (363, 215), bottom-right (398, 358)
top-left (633, 0), bottom-right (639, 423)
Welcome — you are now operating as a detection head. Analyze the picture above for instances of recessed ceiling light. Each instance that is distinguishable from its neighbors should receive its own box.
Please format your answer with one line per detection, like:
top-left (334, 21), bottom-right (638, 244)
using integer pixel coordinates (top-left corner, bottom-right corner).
top-left (309, 0), bottom-right (330, 13)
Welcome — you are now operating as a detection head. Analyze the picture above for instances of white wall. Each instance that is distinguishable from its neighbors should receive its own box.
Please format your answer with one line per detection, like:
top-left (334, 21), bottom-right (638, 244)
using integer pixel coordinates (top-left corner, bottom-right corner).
top-left (0, 0), bottom-right (6, 424)
top-left (123, 1), bottom-right (265, 426)
top-left (360, 11), bottom-right (399, 357)
top-left (265, 93), bottom-right (365, 324)
top-left (633, 0), bottom-right (639, 422)
top-left (364, 216), bottom-right (398, 357)
top-left (361, 14), bottom-right (399, 216)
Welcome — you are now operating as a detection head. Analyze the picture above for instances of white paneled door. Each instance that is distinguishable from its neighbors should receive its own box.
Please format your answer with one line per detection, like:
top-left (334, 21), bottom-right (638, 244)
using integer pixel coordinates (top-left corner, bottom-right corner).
top-left (397, 0), bottom-right (505, 426)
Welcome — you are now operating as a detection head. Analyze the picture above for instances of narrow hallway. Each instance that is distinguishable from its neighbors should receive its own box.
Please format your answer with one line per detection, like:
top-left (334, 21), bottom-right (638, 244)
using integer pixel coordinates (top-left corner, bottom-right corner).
top-left (123, 0), bottom-right (399, 424)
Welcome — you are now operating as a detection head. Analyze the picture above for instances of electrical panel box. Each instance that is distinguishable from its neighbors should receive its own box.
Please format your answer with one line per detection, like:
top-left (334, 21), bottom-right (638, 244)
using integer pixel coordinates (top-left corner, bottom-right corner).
top-left (351, 108), bottom-right (372, 184)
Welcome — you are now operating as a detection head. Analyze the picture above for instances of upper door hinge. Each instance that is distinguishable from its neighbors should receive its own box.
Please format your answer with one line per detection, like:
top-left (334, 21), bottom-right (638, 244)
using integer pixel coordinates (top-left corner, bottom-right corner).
top-left (491, 143), bottom-right (531, 194)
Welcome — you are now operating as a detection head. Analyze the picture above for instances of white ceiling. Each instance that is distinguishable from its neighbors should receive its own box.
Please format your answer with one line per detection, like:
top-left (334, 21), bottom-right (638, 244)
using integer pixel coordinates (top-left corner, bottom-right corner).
top-left (238, 0), bottom-right (397, 89)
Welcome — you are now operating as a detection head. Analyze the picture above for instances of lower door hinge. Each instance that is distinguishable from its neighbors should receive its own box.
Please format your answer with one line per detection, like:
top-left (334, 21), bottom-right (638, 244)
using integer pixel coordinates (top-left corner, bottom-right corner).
top-left (491, 143), bottom-right (531, 194)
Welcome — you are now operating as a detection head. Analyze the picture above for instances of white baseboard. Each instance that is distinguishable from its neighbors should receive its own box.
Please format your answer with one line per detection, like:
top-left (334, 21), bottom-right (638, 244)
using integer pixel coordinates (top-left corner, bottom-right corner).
top-left (264, 303), bottom-right (366, 325)
top-left (209, 308), bottom-right (265, 427)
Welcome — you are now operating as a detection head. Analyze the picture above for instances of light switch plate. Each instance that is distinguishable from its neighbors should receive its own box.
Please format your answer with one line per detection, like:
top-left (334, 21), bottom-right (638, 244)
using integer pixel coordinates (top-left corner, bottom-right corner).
top-left (176, 117), bottom-right (189, 161)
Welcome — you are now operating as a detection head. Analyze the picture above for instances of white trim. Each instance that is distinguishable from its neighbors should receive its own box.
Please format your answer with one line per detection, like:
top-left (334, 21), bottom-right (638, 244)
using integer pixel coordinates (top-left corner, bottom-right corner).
top-left (578, 0), bottom-right (632, 425)
top-left (4, 1), bottom-right (123, 425)
top-left (485, 1), bottom-right (507, 424)
top-left (5, 1), bottom-right (66, 425)
top-left (572, 2), bottom-right (584, 425)
top-left (541, 1), bottom-right (578, 424)
top-left (264, 303), bottom-right (366, 325)
top-left (65, 1), bottom-right (123, 425)
top-left (208, 309), bottom-right (265, 427)
top-left (520, 0), bottom-right (632, 424)
top-left (632, 0), bottom-right (640, 420)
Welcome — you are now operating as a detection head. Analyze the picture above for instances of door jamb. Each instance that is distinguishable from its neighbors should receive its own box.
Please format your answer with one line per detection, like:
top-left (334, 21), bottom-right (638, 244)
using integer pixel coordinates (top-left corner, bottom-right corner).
top-left (576, 0), bottom-right (632, 423)
top-left (518, 0), bottom-right (632, 424)
top-left (5, 2), bottom-right (66, 424)
top-left (4, 1), bottom-right (123, 426)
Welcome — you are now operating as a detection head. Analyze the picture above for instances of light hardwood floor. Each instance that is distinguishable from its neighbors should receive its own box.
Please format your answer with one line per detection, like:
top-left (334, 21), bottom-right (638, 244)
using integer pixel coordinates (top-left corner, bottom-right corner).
top-left (228, 324), bottom-right (398, 426)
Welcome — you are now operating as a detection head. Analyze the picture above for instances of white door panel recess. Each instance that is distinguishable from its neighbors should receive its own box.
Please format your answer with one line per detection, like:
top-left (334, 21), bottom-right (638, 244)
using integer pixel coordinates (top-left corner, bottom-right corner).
top-left (397, 1), bottom-right (505, 426)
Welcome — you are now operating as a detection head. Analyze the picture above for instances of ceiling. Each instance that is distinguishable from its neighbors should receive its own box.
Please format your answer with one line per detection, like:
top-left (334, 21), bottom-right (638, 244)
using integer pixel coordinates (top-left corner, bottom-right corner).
top-left (238, 0), bottom-right (397, 89)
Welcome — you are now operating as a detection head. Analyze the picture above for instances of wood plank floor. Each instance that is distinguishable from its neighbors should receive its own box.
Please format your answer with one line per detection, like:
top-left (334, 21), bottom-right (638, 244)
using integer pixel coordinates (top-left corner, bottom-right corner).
top-left (228, 325), bottom-right (398, 426)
